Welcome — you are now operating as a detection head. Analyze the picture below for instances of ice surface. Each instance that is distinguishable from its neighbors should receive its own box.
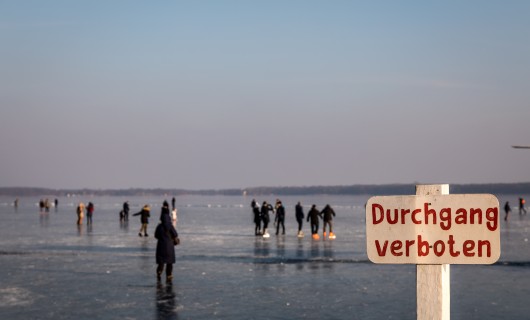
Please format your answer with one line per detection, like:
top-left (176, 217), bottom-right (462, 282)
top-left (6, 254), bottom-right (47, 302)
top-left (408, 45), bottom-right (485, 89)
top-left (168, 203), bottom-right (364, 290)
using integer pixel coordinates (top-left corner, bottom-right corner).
top-left (0, 194), bottom-right (529, 319)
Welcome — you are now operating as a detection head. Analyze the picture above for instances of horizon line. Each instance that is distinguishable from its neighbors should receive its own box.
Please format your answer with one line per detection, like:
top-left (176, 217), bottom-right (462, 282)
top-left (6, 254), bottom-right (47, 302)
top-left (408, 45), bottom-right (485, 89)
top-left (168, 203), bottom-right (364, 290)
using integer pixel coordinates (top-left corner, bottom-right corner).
top-left (2, 181), bottom-right (530, 191)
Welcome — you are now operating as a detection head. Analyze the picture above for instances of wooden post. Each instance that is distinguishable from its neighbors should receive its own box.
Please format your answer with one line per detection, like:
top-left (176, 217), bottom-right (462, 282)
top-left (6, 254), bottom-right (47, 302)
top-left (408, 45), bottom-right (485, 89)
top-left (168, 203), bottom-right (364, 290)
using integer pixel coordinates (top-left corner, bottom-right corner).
top-left (416, 184), bottom-right (450, 320)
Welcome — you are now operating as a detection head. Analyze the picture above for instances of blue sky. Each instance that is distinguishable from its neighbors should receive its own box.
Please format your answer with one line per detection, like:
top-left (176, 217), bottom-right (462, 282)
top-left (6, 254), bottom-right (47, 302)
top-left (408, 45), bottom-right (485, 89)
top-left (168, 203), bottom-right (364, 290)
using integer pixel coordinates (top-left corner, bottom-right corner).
top-left (1, 1), bottom-right (530, 189)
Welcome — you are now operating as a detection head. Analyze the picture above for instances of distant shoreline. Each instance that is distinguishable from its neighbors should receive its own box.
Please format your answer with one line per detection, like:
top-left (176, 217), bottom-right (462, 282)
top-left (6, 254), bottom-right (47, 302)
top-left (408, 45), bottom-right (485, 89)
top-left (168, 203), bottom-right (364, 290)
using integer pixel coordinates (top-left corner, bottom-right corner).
top-left (2, 183), bottom-right (530, 197)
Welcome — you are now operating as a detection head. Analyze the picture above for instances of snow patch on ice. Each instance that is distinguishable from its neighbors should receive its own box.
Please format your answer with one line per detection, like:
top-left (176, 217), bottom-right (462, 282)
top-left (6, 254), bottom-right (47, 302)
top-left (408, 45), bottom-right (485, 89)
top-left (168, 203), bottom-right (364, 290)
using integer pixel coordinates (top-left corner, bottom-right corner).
top-left (0, 287), bottom-right (35, 307)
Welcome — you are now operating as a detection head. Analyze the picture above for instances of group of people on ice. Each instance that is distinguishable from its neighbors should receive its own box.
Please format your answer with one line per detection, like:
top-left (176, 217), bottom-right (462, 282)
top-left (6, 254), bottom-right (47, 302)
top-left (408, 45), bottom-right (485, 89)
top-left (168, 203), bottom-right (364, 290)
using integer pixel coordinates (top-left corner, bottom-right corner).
top-left (76, 199), bottom-right (179, 282)
top-left (76, 201), bottom-right (95, 225)
top-left (251, 199), bottom-right (336, 240)
top-left (124, 200), bottom-right (178, 237)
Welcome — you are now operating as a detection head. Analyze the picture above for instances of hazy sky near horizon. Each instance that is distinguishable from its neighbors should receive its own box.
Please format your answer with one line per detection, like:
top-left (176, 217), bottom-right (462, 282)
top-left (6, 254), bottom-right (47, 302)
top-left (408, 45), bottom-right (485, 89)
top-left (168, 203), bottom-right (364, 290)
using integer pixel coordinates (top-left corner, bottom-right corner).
top-left (1, 1), bottom-right (530, 190)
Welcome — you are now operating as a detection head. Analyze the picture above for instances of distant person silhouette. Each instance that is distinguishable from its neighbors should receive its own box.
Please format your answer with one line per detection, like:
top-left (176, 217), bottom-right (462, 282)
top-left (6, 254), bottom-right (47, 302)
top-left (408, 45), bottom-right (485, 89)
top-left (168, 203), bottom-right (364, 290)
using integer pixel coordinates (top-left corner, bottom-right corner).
top-left (251, 200), bottom-right (261, 235)
top-left (504, 201), bottom-right (511, 221)
top-left (86, 202), bottom-right (94, 225)
top-left (295, 202), bottom-right (304, 237)
top-left (519, 198), bottom-right (527, 214)
top-left (123, 201), bottom-right (130, 221)
top-left (134, 205), bottom-right (151, 237)
top-left (171, 208), bottom-right (178, 228)
top-left (275, 200), bottom-right (285, 235)
top-left (261, 201), bottom-right (273, 238)
top-left (321, 204), bottom-right (336, 239)
top-left (307, 205), bottom-right (321, 239)
top-left (76, 202), bottom-right (85, 225)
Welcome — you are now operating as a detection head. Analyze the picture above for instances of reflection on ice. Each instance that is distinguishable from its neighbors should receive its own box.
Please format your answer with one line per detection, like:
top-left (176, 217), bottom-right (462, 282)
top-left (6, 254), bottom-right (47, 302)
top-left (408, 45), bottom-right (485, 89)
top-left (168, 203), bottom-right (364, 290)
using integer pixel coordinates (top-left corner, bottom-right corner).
top-left (156, 283), bottom-right (179, 320)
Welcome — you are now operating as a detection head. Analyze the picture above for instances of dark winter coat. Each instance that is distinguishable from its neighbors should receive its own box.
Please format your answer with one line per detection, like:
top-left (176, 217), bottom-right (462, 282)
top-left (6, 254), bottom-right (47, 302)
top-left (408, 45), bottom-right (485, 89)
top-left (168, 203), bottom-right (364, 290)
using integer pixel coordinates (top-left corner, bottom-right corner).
top-left (253, 207), bottom-right (261, 224)
top-left (261, 205), bottom-right (272, 224)
top-left (87, 202), bottom-right (94, 216)
top-left (133, 208), bottom-right (150, 224)
top-left (321, 205), bottom-right (336, 222)
top-left (307, 207), bottom-right (321, 224)
top-left (295, 204), bottom-right (304, 222)
top-left (275, 205), bottom-right (285, 223)
top-left (155, 207), bottom-right (178, 264)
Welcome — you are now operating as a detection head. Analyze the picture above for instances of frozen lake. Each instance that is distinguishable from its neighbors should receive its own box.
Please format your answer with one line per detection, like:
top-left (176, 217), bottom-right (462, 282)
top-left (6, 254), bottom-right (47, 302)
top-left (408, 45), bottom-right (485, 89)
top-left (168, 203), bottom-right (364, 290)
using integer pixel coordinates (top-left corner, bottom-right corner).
top-left (0, 194), bottom-right (529, 319)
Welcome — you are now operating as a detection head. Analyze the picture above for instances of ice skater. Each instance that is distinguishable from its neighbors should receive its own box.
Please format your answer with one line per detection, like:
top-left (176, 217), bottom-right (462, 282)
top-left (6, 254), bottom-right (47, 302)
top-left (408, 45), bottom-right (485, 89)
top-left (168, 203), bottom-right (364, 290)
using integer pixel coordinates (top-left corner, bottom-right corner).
top-left (155, 201), bottom-right (179, 282)
top-left (133, 205), bottom-right (151, 237)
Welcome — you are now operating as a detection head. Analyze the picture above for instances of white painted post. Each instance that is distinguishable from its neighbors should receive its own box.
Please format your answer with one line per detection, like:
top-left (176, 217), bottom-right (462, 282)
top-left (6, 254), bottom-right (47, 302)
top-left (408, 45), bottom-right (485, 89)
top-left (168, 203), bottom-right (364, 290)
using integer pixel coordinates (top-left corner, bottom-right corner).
top-left (416, 184), bottom-right (450, 320)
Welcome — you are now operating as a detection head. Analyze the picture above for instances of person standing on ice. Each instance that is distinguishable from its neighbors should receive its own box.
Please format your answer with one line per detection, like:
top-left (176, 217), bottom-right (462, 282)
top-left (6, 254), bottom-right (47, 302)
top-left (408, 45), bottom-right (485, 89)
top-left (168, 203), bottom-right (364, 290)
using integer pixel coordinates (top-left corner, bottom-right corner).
top-left (171, 207), bottom-right (178, 228)
top-left (307, 204), bottom-right (321, 239)
top-left (519, 197), bottom-right (527, 214)
top-left (86, 202), bottom-right (94, 225)
top-left (261, 201), bottom-right (273, 237)
top-left (504, 201), bottom-right (511, 221)
top-left (252, 200), bottom-right (261, 235)
top-left (122, 201), bottom-right (130, 221)
top-left (155, 201), bottom-right (179, 282)
top-left (76, 202), bottom-right (85, 225)
top-left (133, 205), bottom-right (151, 237)
top-left (321, 204), bottom-right (336, 239)
top-left (274, 200), bottom-right (286, 235)
top-left (295, 202), bottom-right (305, 237)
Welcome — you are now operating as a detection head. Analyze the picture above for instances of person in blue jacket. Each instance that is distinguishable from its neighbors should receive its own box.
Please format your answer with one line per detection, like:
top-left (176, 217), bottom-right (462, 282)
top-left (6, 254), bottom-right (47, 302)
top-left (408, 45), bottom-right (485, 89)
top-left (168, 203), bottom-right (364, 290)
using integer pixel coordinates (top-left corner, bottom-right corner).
top-left (155, 201), bottom-right (179, 282)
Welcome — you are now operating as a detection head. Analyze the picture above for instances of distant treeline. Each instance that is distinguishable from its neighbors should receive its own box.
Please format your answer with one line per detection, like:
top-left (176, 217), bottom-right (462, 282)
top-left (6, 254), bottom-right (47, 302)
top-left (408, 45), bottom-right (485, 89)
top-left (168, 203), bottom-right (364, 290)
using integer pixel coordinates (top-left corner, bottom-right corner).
top-left (0, 187), bottom-right (241, 197)
top-left (2, 183), bottom-right (530, 197)
top-left (245, 183), bottom-right (530, 196)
